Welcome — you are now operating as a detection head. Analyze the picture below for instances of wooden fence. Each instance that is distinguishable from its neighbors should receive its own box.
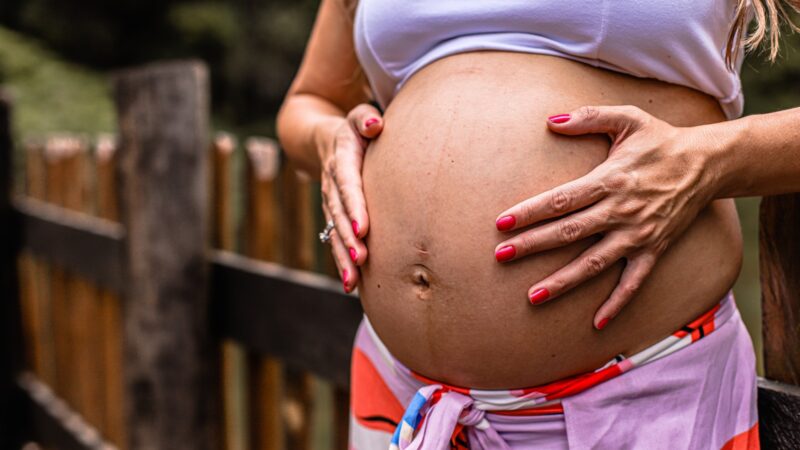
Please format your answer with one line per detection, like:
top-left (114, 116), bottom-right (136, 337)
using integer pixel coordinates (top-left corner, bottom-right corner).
top-left (0, 59), bottom-right (799, 449)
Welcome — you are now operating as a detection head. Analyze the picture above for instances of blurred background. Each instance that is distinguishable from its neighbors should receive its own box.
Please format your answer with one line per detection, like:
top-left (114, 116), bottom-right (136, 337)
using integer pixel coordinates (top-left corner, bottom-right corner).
top-left (2, 0), bottom-right (799, 369)
top-left (1, 1), bottom-right (799, 448)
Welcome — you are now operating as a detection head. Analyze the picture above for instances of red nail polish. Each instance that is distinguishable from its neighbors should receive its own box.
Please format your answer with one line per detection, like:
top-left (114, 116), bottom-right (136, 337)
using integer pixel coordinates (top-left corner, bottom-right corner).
top-left (597, 318), bottom-right (610, 330)
top-left (529, 288), bottom-right (550, 305)
top-left (364, 118), bottom-right (378, 128)
top-left (496, 215), bottom-right (516, 231)
top-left (349, 247), bottom-right (358, 262)
top-left (548, 114), bottom-right (571, 124)
top-left (342, 269), bottom-right (350, 293)
top-left (352, 220), bottom-right (360, 236)
top-left (495, 245), bottom-right (516, 262)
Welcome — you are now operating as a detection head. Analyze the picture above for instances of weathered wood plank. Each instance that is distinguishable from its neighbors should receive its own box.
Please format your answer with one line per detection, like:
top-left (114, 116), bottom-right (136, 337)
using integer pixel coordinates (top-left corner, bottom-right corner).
top-left (0, 89), bottom-right (27, 450)
top-left (45, 138), bottom-right (74, 406)
top-left (759, 194), bottom-right (800, 384)
top-left (280, 159), bottom-right (315, 450)
top-left (243, 137), bottom-right (285, 450)
top-left (114, 60), bottom-right (221, 450)
top-left (95, 134), bottom-right (127, 449)
top-left (15, 196), bottom-right (125, 292)
top-left (18, 372), bottom-right (118, 450)
top-left (13, 199), bottom-right (362, 390)
top-left (20, 140), bottom-right (55, 388)
top-left (59, 138), bottom-right (106, 431)
top-left (211, 250), bottom-right (361, 387)
top-left (758, 377), bottom-right (800, 449)
top-left (212, 132), bottom-right (249, 450)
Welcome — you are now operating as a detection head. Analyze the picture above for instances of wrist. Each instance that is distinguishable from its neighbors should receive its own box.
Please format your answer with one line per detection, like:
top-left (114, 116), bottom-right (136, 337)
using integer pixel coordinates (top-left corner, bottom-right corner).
top-left (693, 118), bottom-right (750, 200)
top-left (312, 116), bottom-right (346, 161)
top-left (719, 117), bottom-right (752, 199)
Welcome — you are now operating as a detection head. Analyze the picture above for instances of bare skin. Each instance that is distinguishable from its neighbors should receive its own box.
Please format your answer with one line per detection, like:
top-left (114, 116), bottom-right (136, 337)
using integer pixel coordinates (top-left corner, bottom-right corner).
top-left (499, 102), bottom-right (800, 329)
top-left (277, 0), bottom-right (800, 389)
top-left (352, 52), bottom-right (741, 388)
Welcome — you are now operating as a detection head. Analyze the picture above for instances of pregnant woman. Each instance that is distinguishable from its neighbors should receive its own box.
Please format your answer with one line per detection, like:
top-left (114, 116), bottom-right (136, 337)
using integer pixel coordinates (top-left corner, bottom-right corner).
top-left (278, 0), bottom-right (797, 448)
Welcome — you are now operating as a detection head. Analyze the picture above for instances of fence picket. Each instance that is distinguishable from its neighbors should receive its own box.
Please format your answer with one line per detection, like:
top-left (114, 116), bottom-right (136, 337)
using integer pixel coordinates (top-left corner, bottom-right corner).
top-left (244, 137), bottom-right (285, 450)
top-left (95, 134), bottom-right (126, 449)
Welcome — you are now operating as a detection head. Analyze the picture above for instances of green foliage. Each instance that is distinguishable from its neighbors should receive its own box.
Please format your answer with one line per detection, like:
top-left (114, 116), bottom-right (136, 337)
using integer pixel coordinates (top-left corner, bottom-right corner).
top-left (168, 2), bottom-right (239, 49)
top-left (0, 26), bottom-right (114, 139)
top-left (741, 20), bottom-right (800, 114)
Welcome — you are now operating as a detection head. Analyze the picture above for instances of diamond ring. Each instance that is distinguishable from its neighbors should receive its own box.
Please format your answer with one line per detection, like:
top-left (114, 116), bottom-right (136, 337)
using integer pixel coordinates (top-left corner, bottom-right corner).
top-left (319, 220), bottom-right (335, 244)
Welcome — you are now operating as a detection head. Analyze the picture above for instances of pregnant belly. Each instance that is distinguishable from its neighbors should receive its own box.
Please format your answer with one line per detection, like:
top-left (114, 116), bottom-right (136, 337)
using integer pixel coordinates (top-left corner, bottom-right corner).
top-left (358, 52), bottom-right (742, 389)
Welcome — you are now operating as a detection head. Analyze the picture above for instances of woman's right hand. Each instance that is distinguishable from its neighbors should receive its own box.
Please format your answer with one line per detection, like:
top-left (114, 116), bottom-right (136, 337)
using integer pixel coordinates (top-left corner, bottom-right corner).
top-left (318, 103), bottom-right (384, 293)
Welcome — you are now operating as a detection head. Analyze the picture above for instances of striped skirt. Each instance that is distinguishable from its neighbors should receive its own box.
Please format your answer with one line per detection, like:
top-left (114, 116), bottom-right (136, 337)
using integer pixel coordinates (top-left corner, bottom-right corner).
top-left (349, 290), bottom-right (759, 449)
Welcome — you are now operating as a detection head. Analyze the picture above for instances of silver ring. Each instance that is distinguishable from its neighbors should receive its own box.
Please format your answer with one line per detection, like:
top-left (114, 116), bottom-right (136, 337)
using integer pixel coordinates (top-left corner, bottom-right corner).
top-left (319, 220), bottom-right (335, 244)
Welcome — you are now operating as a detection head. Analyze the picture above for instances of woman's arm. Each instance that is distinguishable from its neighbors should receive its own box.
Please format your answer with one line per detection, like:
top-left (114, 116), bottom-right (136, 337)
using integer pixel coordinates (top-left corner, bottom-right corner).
top-left (276, 0), bottom-right (370, 176)
top-left (493, 105), bottom-right (800, 329)
top-left (711, 107), bottom-right (800, 197)
top-left (276, 0), bottom-right (383, 291)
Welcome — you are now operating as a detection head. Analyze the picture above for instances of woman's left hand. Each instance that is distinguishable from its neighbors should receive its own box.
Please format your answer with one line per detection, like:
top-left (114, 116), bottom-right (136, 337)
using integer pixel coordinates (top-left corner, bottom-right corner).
top-left (494, 106), bottom-right (722, 329)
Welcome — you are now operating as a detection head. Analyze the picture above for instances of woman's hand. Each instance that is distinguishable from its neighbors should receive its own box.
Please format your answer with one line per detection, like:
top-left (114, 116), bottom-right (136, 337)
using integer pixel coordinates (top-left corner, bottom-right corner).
top-left (318, 103), bottom-right (383, 293)
top-left (494, 106), bottom-right (721, 329)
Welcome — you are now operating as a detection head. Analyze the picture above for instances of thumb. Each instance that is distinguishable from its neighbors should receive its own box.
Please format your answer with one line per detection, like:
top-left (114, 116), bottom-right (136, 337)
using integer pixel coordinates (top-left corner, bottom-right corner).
top-left (347, 103), bottom-right (384, 140)
top-left (547, 105), bottom-right (648, 138)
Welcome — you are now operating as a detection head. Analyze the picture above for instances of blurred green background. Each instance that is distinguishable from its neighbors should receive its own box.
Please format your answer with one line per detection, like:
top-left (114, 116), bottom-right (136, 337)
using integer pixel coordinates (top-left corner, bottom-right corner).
top-left (1, 1), bottom-right (799, 374)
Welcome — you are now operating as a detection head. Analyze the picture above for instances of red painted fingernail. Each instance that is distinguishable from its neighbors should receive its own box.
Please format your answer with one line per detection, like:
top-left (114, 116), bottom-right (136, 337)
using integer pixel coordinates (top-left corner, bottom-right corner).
top-left (548, 114), bottom-right (571, 124)
top-left (496, 215), bottom-right (516, 231)
top-left (529, 288), bottom-right (550, 305)
top-left (349, 247), bottom-right (358, 263)
top-left (495, 245), bottom-right (516, 262)
top-left (352, 220), bottom-right (360, 236)
top-left (364, 118), bottom-right (378, 128)
top-left (342, 269), bottom-right (350, 293)
top-left (597, 318), bottom-right (610, 330)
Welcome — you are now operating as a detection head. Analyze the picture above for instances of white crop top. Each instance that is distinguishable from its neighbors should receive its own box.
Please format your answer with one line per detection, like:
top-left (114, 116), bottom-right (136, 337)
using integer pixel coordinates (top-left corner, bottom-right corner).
top-left (354, 0), bottom-right (748, 119)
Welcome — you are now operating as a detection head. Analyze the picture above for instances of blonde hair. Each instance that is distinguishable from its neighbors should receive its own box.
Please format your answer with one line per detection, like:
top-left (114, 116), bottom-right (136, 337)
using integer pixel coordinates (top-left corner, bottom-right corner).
top-left (727, 0), bottom-right (800, 67)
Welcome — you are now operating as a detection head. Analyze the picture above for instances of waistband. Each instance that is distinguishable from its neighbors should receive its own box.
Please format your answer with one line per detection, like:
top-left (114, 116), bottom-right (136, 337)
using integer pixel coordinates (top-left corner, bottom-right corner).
top-left (359, 290), bottom-right (737, 449)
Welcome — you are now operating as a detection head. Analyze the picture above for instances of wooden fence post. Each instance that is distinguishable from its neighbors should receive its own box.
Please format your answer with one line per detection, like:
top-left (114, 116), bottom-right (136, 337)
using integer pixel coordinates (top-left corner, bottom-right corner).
top-left (759, 195), bottom-right (800, 384)
top-left (759, 194), bottom-right (800, 448)
top-left (114, 60), bottom-right (220, 450)
top-left (0, 92), bottom-right (26, 448)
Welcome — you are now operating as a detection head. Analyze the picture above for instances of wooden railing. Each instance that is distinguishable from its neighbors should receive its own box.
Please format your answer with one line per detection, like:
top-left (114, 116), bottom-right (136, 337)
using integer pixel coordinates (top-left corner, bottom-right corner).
top-left (0, 60), bottom-right (799, 449)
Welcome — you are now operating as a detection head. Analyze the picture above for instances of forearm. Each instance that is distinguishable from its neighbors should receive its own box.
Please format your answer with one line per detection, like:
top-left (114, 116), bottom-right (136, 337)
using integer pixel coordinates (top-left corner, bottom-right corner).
top-left (706, 107), bottom-right (800, 198)
top-left (276, 92), bottom-right (347, 178)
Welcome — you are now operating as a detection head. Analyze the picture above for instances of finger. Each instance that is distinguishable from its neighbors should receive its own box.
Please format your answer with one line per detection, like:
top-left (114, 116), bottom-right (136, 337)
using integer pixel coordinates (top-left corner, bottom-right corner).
top-left (495, 167), bottom-right (609, 231)
top-left (593, 253), bottom-right (657, 330)
top-left (495, 206), bottom-right (609, 263)
top-left (331, 229), bottom-right (359, 294)
top-left (546, 105), bottom-right (648, 138)
top-left (323, 173), bottom-right (368, 266)
top-left (528, 234), bottom-right (630, 306)
top-left (347, 103), bottom-right (384, 140)
top-left (322, 202), bottom-right (359, 294)
top-left (333, 124), bottom-right (371, 241)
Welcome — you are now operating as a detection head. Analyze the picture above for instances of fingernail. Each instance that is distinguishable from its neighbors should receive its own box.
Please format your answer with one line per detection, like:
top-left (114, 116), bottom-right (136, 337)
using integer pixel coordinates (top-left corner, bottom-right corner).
top-left (349, 247), bottom-right (358, 263)
top-left (597, 318), bottom-right (610, 330)
top-left (496, 215), bottom-right (516, 231)
top-left (495, 245), bottom-right (516, 262)
top-left (342, 269), bottom-right (350, 293)
top-left (548, 114), bottom-right (571, 124)
top-left (351, 220), bottom-right (360, 236)
top-left (529, 288), bottom-right (550, 305)
top-left (364, 118), bottom-right (378, 128)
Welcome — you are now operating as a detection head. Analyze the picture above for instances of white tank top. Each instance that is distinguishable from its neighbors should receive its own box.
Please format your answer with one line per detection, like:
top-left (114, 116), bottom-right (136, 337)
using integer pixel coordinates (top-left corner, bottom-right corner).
top-left (354, 0), bottom-right (747, 119)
